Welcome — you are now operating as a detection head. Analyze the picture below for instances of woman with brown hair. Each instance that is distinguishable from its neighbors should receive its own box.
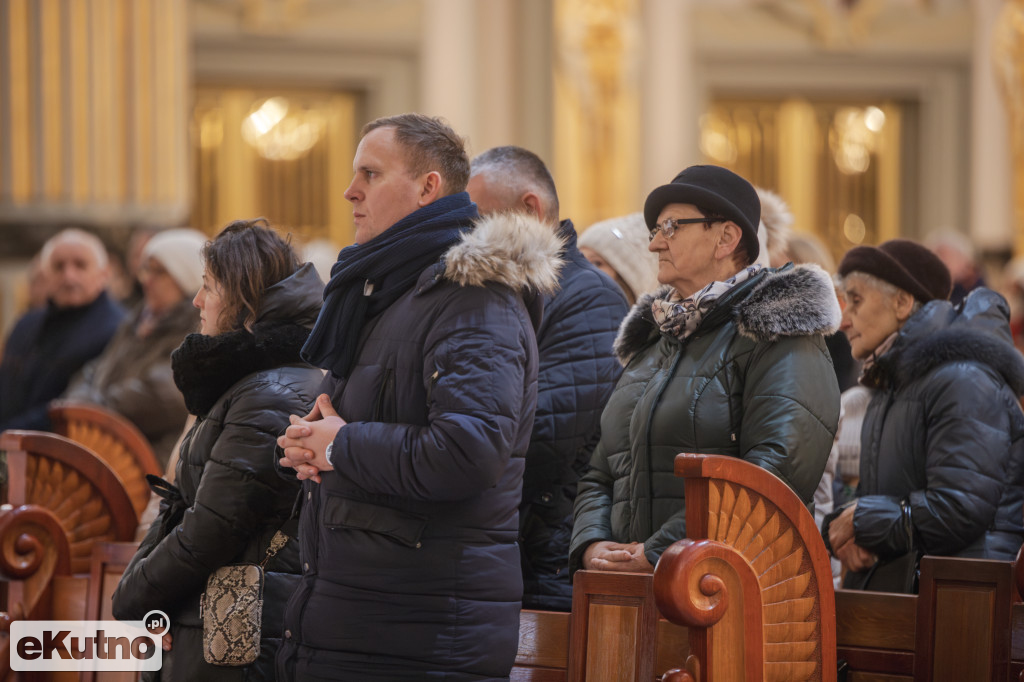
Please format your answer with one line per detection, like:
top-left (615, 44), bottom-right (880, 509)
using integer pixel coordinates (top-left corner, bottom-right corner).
top-left (113, 218), bottom-right (323, 681)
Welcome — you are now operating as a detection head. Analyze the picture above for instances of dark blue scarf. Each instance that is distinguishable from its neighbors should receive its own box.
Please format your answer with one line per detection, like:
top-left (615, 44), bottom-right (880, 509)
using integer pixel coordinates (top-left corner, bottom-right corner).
top-left (301, 192), bottom-right (478, 378)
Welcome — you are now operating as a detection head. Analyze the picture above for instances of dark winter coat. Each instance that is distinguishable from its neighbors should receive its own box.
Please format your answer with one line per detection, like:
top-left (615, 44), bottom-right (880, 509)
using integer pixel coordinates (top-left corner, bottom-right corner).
top-left (112, 264), bottom-right (324, 682)
top-left (840, 288), bottom-right (1024, 575)
top-left (277, 212), bottom-right (563, 682)
top-left (0, 291), bottom-right (123, 430)
top-left (520, 220), bottom-right (628, 611)
top-left (570, 264), bottom-right (841, 572)
top-left (65, 298), bottom-right (199, 466)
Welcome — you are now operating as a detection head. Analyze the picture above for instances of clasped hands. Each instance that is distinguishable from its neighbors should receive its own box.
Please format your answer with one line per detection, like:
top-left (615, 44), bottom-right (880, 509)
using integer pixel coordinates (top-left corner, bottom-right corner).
top-left (277, 394), bottom-right (346, 483)
top-left (828, 501), bottom-right (878, 573)
top-left (582, 541), bottom-right (654, 573)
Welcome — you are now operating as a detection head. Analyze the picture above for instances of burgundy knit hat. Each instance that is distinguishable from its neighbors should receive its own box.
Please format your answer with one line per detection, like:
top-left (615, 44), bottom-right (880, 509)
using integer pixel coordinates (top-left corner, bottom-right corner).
top-left (838, 238), bottom-right (952, 303)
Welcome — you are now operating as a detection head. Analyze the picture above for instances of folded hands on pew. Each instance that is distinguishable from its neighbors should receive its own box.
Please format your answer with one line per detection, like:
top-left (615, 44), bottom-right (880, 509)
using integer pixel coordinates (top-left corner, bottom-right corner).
top-left (278, 393), bottom-right (345, 483)
top-left (828, 501), bottom-right (878, 572)
top-left (582, 540), bottom-right (654, 572)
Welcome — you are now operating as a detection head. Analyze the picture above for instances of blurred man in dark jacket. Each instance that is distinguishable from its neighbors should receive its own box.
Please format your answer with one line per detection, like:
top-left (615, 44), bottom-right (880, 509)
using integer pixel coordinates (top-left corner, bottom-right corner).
top-left (468, 146), bottom-right (628, 611)
top-left (0, 228), bottom-right (123, 431)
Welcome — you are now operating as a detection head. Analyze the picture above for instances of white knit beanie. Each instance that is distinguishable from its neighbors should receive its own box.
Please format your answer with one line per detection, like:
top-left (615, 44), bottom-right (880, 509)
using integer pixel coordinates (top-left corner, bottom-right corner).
top-left (578, 213), bottom-right (661, 299)
top-left (754, 188), bottom-right (793, 268)
top-left (141, 228), bottom-right (208, 296)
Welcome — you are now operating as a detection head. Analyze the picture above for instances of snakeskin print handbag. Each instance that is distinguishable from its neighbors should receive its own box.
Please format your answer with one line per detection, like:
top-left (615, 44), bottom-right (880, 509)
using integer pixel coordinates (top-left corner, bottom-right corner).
top-left (200, 531), bottom-right (289, 666)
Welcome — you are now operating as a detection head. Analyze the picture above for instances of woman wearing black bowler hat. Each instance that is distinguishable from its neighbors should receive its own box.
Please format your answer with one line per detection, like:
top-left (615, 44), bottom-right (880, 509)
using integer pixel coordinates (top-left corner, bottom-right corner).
top-left (570, 164), bottom-right (841, 574)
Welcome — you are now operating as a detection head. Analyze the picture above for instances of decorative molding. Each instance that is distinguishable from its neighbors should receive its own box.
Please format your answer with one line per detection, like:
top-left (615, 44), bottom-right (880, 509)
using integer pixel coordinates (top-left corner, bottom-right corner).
top-left (0, 0), bottom-right (190, 227)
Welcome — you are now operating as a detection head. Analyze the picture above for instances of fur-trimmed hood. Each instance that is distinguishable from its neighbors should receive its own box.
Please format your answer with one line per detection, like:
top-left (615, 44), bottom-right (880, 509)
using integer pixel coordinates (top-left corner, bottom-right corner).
top-left (441, 211), bottom-right (565, 296)
top-left (883, 288), bottom-right (1024, 395)
top-left (613, 263), bottom-right (840, 365)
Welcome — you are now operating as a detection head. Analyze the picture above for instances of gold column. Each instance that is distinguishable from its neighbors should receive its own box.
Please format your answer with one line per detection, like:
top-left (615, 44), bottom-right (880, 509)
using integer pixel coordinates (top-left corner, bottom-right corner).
top-left (553, 0), bottom-right (641, 229)
top-left (994, 0), bottom-right (1024, 258)
top-left (0, 0), bottom-right (189, 225)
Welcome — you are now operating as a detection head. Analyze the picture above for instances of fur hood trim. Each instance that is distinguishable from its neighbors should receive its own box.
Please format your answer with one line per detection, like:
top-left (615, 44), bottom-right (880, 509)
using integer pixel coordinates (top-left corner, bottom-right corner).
top-left (443, 211), bottom-right (564, 295)
top-left (734, 263), bottom-right (841, 343)
top-left (895, 326), bottom-right (1024, 395)
top-left (613, 263), bottom-right (840, 365)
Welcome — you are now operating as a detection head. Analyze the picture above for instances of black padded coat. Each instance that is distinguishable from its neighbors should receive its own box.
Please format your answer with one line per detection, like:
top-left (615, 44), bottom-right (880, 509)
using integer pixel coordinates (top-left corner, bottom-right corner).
top-left (839, 288), bottom-right (1024, 576)
top-left (112, 264), bottom-right (323, 682)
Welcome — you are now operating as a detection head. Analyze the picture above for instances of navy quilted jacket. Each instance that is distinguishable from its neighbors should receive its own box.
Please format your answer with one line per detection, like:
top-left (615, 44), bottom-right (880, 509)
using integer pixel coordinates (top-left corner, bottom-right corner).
top-left (0, 291), bottom-right (123, 430)
top-left (847, 289), bottom-right (1024, 570)
top-left (520, 220), bottom-right (628, 611)
top-left (278, 212), bottom-right (563, 682)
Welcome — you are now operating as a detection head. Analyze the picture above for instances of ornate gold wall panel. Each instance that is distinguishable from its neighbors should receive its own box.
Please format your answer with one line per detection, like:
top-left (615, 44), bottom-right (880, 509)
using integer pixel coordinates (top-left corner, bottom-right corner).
top-left (553, 0), bottom-right (641, 229)
top-left (192, 88), bottom-right (356, 245)
top-left (994, 0), bottom-right (1024, 258)
top-left (0, 0), bottom-right (189, 225)
top-left (701, 97), bottom-right (906, 266)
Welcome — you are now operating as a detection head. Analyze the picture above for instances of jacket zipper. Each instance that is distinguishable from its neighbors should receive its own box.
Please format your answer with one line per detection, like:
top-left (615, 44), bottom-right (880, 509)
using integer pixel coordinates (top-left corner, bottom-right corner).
top-left (426, 369), bottom-right (440, 408)
top-left (640, 342), bottom-right (685, 541)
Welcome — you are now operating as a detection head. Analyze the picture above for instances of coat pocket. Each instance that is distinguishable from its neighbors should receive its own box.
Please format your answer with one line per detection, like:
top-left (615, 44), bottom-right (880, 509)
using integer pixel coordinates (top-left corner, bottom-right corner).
top-left (321, 495), bottom-right (428, 548)
top-left (372, 367), bottom-right (396, 422)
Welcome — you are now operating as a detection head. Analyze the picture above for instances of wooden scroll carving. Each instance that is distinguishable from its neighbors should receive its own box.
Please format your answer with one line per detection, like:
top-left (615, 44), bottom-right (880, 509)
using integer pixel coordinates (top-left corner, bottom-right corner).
top-left (0, 503), bottom-right (72, 680)
top-left (1, 430), bottom-right (137, 575)
top-left (49, 400), bottom-right (162, 518)
top-left (653, 454), bottom-right (836, 682)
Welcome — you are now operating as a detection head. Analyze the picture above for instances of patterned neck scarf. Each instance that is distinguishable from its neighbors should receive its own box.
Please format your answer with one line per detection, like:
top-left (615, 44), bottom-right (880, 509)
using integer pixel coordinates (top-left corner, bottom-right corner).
top-left (859, 330), bottom-right (900, 388)
top-left (651, 264), bottom-right (762, 340)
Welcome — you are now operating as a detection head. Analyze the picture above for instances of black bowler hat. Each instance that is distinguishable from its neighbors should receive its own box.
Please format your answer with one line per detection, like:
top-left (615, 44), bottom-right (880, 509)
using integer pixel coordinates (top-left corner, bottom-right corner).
top-left (643, 165), bottom-right (761, 262)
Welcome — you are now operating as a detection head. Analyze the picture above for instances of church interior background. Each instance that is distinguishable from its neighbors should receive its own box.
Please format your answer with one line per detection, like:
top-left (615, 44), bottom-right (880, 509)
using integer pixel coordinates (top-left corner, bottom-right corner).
top-left (0, 0), bottom-right (1022, 340)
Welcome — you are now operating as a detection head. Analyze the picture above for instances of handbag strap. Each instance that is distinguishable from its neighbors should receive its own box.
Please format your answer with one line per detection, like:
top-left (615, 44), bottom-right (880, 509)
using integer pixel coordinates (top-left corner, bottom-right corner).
top-left (259, 530), bottom-right (289, 569)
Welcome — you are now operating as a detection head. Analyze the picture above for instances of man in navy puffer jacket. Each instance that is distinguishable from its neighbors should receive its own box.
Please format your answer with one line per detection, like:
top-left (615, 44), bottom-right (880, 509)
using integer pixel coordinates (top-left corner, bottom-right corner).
top-left (468, 146), bottom-right (629, 610)
top-left (277, 116), bottom-right (565, 681)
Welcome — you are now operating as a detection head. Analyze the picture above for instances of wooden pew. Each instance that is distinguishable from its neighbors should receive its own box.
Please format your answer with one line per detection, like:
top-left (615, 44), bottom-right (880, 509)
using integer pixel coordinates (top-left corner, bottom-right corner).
top-left (81, 541), bottom-right (142, 682)
top-left (837, 555), bottom-right (1015, 681)
top-left (49, 401), bottom-right (162, 519)
top-left (0, 503), bottom-right (72, 680)
top-left (512, 450), bottom-right (1024, 681)
top-left (653, 453), bottom-right (836, 681)
top-left (514, 589), bottom-right (690, 682)
top-left (0, 432), bottom-right (140, 680)
top-left (1, 430), bottom-right (138, 575)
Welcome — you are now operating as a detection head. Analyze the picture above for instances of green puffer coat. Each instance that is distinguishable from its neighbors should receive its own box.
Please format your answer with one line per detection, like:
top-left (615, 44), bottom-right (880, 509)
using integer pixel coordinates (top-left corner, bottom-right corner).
top-left (570, 263), bottom-right (842, 571)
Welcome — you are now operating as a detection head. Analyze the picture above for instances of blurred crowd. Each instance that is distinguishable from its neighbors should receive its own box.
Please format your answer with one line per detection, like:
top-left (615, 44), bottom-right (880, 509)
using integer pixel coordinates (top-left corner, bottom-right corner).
top-left (2, 113), bottom-right (1024, 680)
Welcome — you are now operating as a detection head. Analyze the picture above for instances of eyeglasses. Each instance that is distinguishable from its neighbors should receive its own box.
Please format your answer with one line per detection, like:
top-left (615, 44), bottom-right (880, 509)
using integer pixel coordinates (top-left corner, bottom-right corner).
top-left (649, 217), bottom-right (712, 242)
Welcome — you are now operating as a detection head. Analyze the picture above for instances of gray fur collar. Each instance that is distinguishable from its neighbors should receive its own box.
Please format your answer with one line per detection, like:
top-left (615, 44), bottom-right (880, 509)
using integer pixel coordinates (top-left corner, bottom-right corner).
top-left (442, 211), bottom-right (564, 296)
top-left (891, 322), bottom-right (1024, 395)
top-left (613, 263), bottom-right (841, 365)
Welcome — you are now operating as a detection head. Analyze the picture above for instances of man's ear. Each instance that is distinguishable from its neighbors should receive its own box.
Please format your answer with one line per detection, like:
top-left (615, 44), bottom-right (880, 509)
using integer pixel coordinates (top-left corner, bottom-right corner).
top-left (715, 222), bottom-right (743, 261)
top-left (520, 192), bottom-right (545, 222)
top-left (418, 171), bottom-right (444, 206)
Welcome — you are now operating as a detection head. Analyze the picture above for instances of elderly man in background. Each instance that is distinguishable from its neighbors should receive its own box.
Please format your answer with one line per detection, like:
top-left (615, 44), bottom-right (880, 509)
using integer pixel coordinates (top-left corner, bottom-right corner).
top-left (0, 228), bottom-right (124, 431)
top-left (468, 145), bottom-right (629, 611)
top-left (65, 228), bottom-right (205, 467)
